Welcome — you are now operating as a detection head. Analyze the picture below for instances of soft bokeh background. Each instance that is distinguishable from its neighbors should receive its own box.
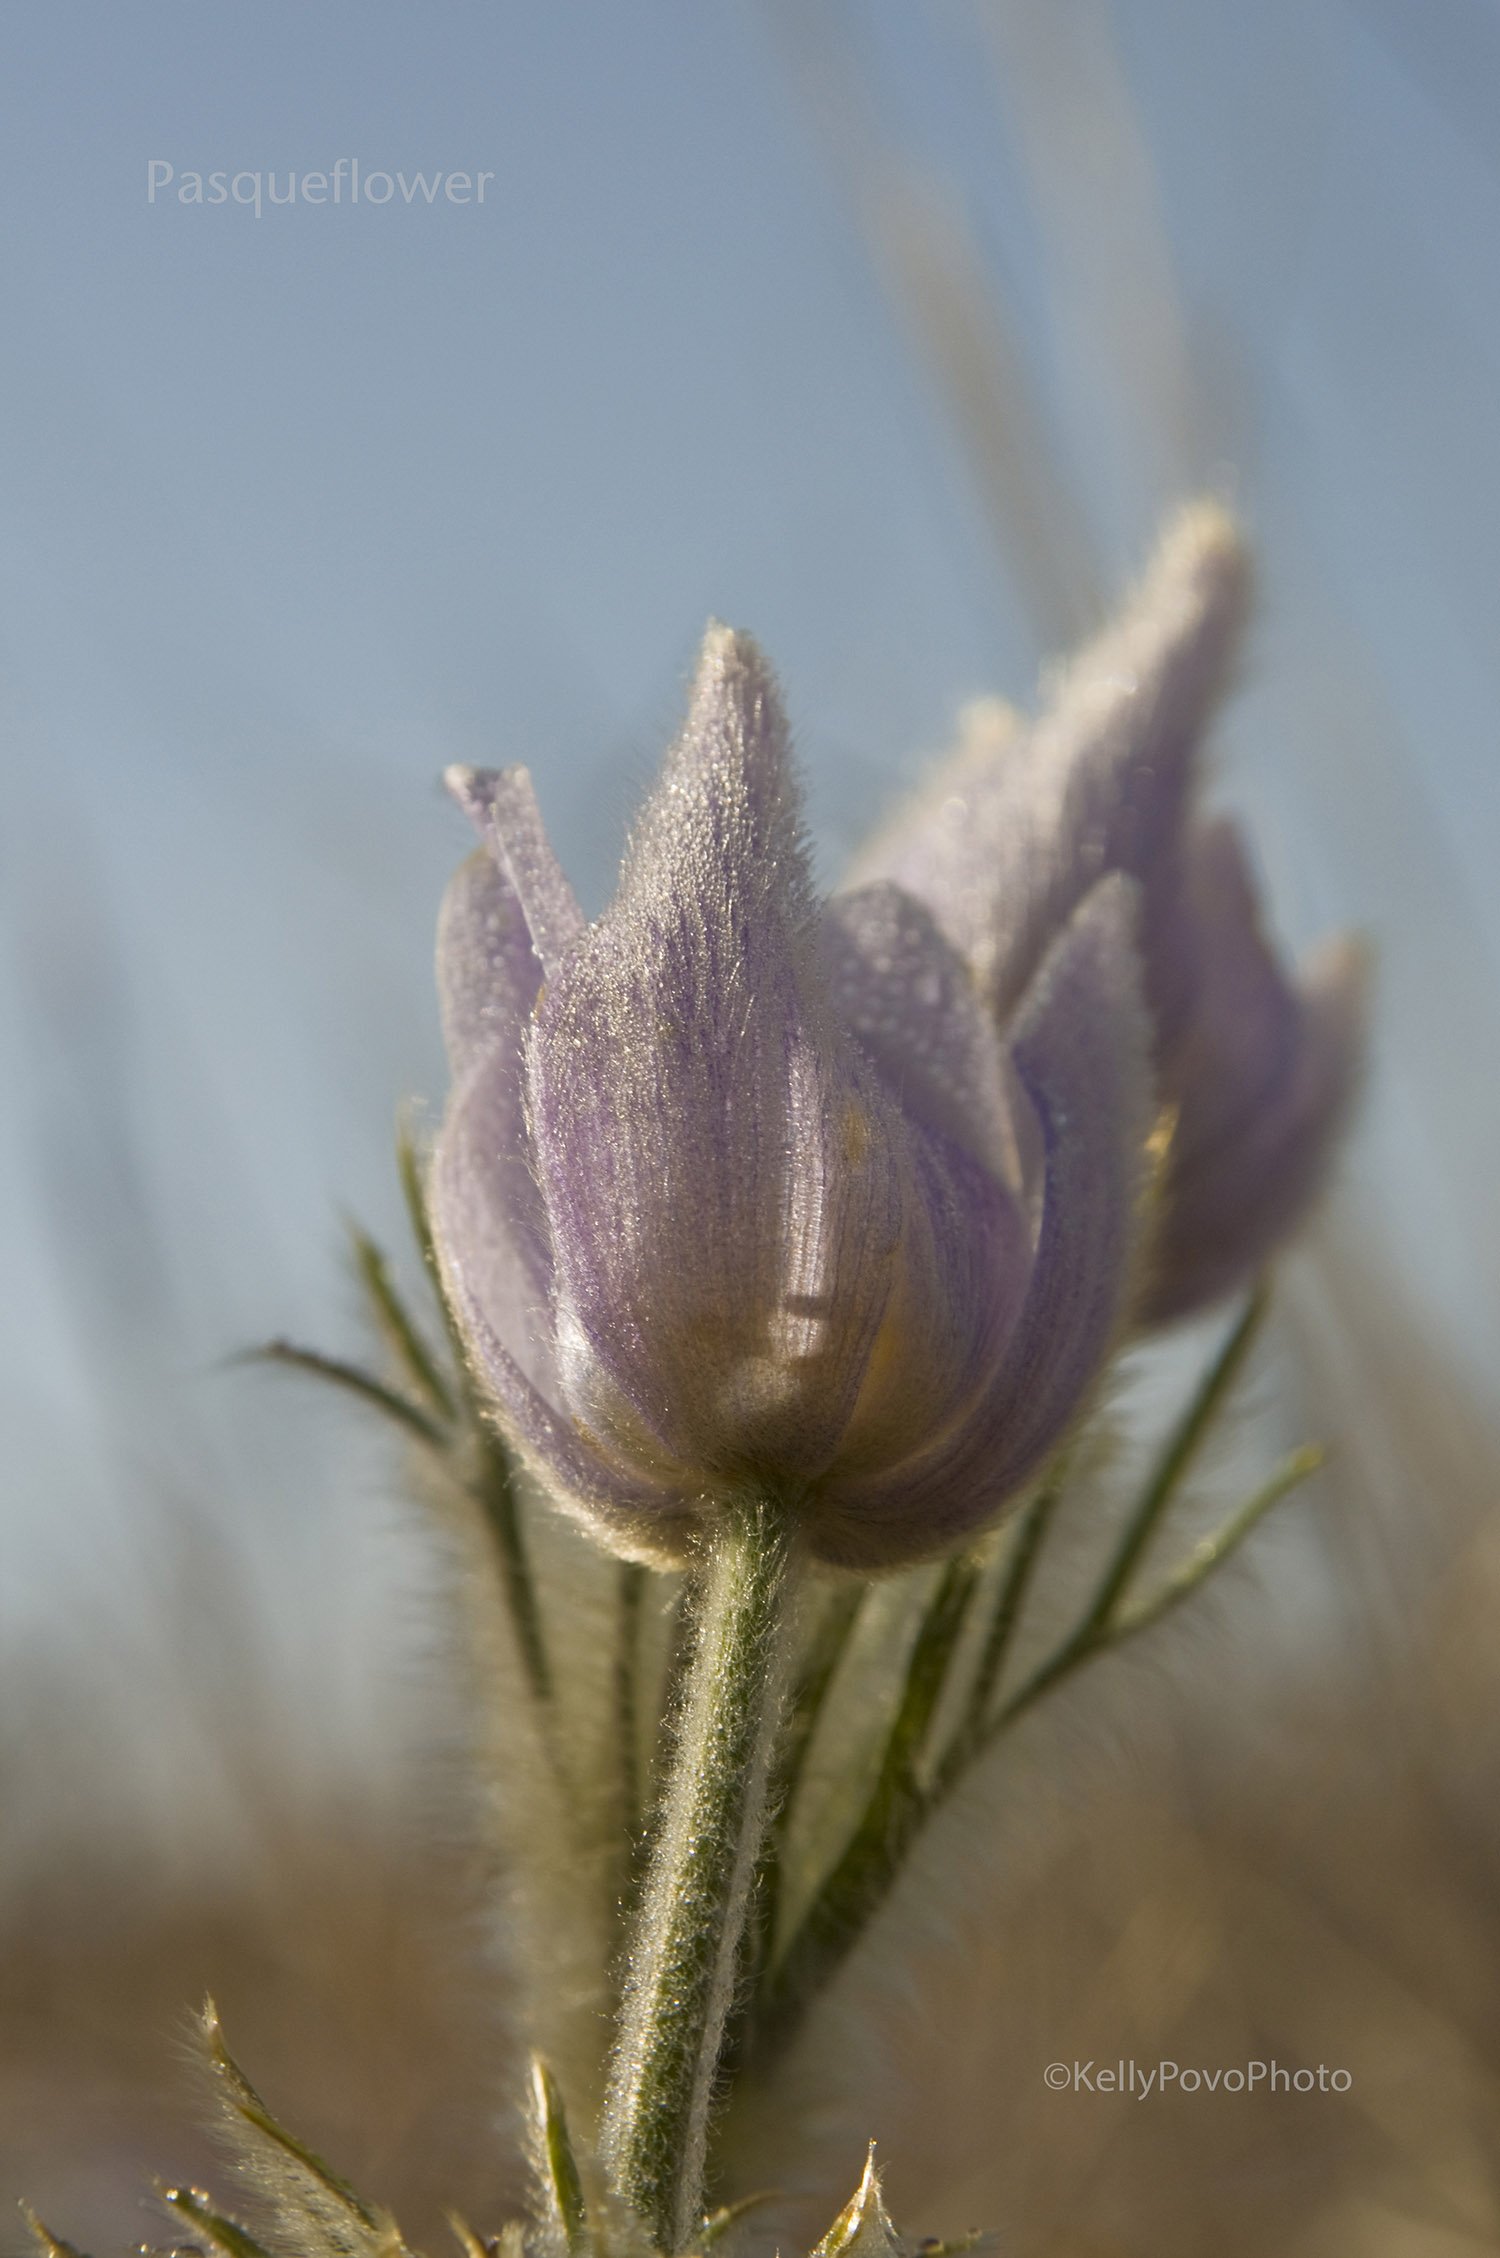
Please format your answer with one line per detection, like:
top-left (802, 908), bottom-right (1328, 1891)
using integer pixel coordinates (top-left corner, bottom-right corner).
top-left (3, 4), bottom-right (1499, 2252)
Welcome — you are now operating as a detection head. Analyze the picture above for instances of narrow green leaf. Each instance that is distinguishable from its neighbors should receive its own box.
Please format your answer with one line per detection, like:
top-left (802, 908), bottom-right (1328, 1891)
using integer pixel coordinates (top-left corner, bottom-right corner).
top-left (700, 2190), bottom-right (780, 2248)
top-left (809, 2149), bottom-right (902, 2258)
top-left (530, 2057), bottom-right (590, 2258)
top-left (759, 1558), bottom-right (980, 2051)
top-left (989, 1456), bottom-right (1321, 1755)
top-left (200, 1999), bottom-right (379, 2230)
top-left (397, 1120), bottom-right (474, 1376)
top-left (396, 1115), bottom-right (440, 1276)
top-left (397, 1127), bottom-right (553, 1705)
top-left (451, 2218), bottom-right (526, 2258)
top-left (1083, 1282), bottom-right (1269, 1638)
top-left (988, 1283), bottom-right (1271, 1727)
top-left (18, 2205), bottom-right (89, 2258)
top-left (1107, 1444), bottom-right (1324, 1646)
top-left (157, 2186), bottom-right (277, 2258)
top-left (447, 2217), bottom-right (494, 2258)
top-left (777, 1583), bottom-right (867, 1838)
top-left (243, 1341), bottom-right (450, 1453)
top-left (756, 1580), bottom-right (867, 1964)
top-left (616, 1560), bottom-right (647, 1847)
top-left (754, 1292), bottom-right (1280, 2060)
top-left (348, 1220), bottom-right (457, 1423)
top-left (934, 1476), bottom-right (1062, 1797)
top-left (468, 1431), bottom-right (552, 1702)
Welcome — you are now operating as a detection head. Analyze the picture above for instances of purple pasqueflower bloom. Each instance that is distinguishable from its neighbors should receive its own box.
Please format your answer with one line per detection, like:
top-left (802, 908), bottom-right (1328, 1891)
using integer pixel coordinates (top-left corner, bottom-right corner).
top-left (847, 502), bottom-right (1368, 1323)
top-left (430, 627), bottom-right (1153, 1569)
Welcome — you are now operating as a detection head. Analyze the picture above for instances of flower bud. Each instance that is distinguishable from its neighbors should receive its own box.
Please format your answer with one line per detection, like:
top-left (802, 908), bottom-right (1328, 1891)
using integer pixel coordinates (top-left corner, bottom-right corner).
top-left (432, 628), bottom-right (1152, 1567)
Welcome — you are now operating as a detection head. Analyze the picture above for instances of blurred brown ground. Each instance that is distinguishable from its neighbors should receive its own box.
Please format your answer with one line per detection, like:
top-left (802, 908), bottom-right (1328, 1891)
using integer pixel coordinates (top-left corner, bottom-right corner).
top-left (6, 1224), bottom-right (1500, 2257)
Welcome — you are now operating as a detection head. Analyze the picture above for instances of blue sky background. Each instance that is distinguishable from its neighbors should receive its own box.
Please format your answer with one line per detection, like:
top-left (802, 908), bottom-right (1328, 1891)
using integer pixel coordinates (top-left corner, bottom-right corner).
top-left (2, 1), bottom-right (1497, 1780)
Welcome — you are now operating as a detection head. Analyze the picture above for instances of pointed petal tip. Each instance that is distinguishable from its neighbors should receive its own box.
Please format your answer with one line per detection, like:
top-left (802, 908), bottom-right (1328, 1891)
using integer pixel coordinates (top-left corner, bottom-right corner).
top-left (688, 620), bottom-right (783, 724)
top-left (955, 693), bottom-right (1024, 750)
top-left (622, 617), bottom-right (804, 894)
top-left (444, 762), bottom-right (505, 834)
top-left (699, 615), bottom-right (738, 658)
top-left (1156, 492), bottom-right (1249, 576)
top-left (698, 616), bottom-right (760, 667)
top-left (443, 765), bottom-right (584, 972)
top-left (1146, 495), bottom-right (1253, 639)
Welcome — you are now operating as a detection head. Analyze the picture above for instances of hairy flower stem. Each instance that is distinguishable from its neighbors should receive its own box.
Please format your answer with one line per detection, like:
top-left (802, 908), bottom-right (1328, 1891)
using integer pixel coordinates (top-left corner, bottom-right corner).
top-left (602, 1499), bottom-right (795, 2253)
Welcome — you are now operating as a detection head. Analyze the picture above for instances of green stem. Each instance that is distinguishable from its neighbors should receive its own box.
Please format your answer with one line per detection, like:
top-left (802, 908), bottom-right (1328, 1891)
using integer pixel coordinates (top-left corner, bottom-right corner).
top-left (602, 1500), bottom-right (795, 2254)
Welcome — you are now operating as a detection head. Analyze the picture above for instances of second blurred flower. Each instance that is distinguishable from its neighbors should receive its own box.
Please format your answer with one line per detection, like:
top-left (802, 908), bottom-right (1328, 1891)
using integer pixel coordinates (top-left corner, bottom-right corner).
top-left (849, 503), bottom-right (1367, 1321)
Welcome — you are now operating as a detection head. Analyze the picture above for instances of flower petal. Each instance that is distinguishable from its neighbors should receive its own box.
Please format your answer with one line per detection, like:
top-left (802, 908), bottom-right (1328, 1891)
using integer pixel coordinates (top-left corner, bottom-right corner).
top-left (525, 626), bottom-right (905, 1489)
top-left (821, 880), bottom-right (1032, 1187)
top-left (437, 1247), bottom-right (700, 1567)
top-left (814, 875), bottom-right (1153, 1567)
top-left (850, 501), bottom-right (1249, 1044)
top-left (445, 763), bottom-right (587, 975)
top-left (434, 1041), bottom-right (556, 1400)
top-left (435, 846), bottom-right (544, 1078)
top-left (825, 1106), bottom-right (1037, 1500)
top-left (1146, 818), bottom-right (1369, 1319)
top-left (843, 693), bottom-right (1023, 978)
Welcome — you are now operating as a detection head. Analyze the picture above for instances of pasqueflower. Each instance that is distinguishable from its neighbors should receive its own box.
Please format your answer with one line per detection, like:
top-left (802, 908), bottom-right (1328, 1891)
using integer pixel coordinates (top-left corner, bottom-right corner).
top-left (848, 503), bottom-right (1367, 1320)
top-left (431, 626), bottom-right (1152, 1567)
